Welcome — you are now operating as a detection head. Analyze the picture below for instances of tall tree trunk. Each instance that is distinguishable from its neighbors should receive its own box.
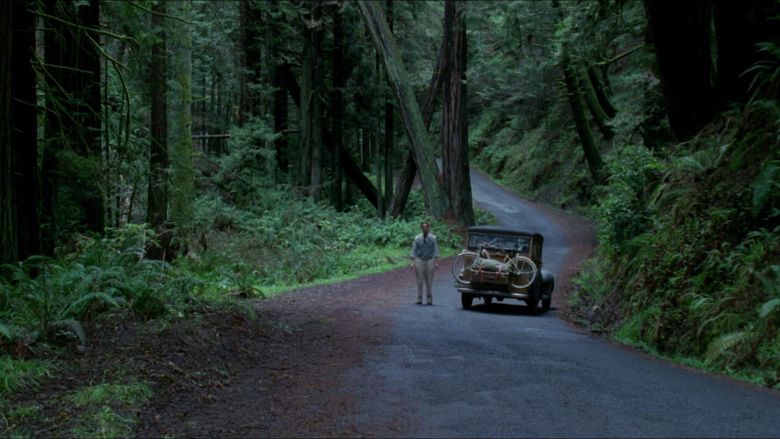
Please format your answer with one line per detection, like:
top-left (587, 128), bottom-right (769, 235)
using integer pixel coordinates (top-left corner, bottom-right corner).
top-left (587, 66), bottom-right (616, 118)
top-left (331, 6), bottom-right (345, 210)
top-left (0, 0), bottom-right (16, 263)
top-left (442, 1), bottom-right (475, 225)
top-left (273, 65), bottom-right (289, 173)
top-left (375, 51), bottom-right (384, 218)
top-left (561, 45), bottom-right (605, 185)
top-left (358, 0), bottom-right (450, 219)
top-left (147, 1), bottom-right (168, 236)
top-left (238, 0), bottom-right (263, 126)
top-left (14, 0), bottom-right (39, 259)
top-left (383, 0), bottom-right (394, 215)
top-left (300, 4), bottom-right (324, 200)
top-left (643, 0), bottom-right (717, 139)
top-left (388, 40), bottom-right (446, 218)
top-left (41, 0), bottom-right (104, 248)
top-left (579, 68), bottom-right (614, 140)
top-left (169, 0), bottom-right (194, 232)
top-left (275, 63), bottom-right (379, 207)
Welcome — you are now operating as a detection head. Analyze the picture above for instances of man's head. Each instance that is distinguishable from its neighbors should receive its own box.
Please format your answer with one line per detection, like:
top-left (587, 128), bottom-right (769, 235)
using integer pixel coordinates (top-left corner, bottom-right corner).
top-left (421, 221), bottom-right (430, 236)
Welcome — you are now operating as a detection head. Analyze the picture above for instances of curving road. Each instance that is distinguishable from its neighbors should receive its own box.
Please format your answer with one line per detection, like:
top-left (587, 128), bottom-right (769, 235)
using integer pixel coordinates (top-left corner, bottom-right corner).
top-left (339, 170), bottom-right (780, 437)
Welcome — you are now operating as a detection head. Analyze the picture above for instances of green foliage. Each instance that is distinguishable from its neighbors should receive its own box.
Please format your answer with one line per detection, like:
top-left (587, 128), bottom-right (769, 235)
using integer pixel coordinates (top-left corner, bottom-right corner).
top-left (0, 225), bottom-right (199, 348)
top-left (186, 189), bottom-right (459, 297)
top-left (68, 382), bottom-right (152, 408)
top-left (572, 103), bottom-right (780, 386)
top-left (595, 145), bottom-right (661, 254)
top-left (0, 357), bottom-right (52, 396)
top-left (52, 382), bottom-right (153, 438)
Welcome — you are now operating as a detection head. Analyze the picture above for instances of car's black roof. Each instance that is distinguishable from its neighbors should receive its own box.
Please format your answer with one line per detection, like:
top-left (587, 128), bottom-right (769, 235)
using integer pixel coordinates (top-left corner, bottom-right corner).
top-left (467, 225), bottom-right (543, 239)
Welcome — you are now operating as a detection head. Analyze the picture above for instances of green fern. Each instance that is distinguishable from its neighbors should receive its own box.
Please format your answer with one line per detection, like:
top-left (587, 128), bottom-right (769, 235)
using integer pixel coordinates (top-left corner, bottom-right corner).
top-left (759, 298), bottom-right (780, 319)
top-left (752, 161), bottom-right (779, 218)
top-left (706, 330), bottom-right (751, 364)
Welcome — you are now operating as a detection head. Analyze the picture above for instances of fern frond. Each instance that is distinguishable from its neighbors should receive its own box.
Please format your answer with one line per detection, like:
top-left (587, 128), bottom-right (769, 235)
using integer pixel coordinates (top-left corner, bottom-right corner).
top-left (61, 292), bottom-right (121, 318)
top-left (759, 298), bottom-right (780, 319)
top-left (706, 331), bottom-right (750, 363)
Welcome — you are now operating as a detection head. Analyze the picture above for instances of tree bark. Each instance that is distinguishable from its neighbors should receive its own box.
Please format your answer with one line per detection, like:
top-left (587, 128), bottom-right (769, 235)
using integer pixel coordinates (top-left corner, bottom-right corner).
top-left (276, 63), bottom-right (379, 207)
top-left (300, 5), bottom-right (324, 200)
top-left (643, 0), bottom-right (717, 139)
top-left (562, 45), bottom-right (606, 185)
top-left (331, 6), bottom-right (345, 210)
top-left (1, 0), bottom-right (40, 263)
top-left (713, 0), bottom-right (780, 103)
top-left (579, 68), bottom-right (614, 140)
top-left (0, 0), bottom-right (16, 263)
top-left (358, 0), bottom-right (450, 219)
top-left (169, 0), bottom-right (194, 231)
top-left (147, 1), bottom-right (168, 233)
top-left (383, 0), bottom-right (394, 214)
top-left (442, 1), bottom-right (475, 225)
top-left (587, 66), bottom-right (616, 118)
top-left (41, 0), bottom-right (104, 247)
top-left (273, 65), bottom-right (289, 173)
top-left (388, 40), bottom-right (447, 218)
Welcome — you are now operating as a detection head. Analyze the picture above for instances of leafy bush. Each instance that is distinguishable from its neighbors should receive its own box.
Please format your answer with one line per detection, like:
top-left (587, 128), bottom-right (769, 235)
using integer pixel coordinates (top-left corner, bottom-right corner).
top-left (0, 225), bottom-right (199, 349)
top-left (186, 189), bottom-right (460, 297)
top-left (572, 105), bottom-right (780, 387)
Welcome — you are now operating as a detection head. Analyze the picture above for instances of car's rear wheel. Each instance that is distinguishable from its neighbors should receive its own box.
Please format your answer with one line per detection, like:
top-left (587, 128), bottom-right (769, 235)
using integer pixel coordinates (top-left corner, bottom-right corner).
top-left (526, 289), bottom-right (540, 313)
top-left (461, 293), bottom-right (474, 309)
top-left (542, 295), bottom-right (551, 312)
top-left (452, 252), bottom-right (477, 285)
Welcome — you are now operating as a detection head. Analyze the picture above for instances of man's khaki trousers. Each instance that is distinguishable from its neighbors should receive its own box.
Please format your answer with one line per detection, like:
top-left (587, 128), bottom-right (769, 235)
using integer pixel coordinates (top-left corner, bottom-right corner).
top-left (414, 258), bottom-right (435, 303)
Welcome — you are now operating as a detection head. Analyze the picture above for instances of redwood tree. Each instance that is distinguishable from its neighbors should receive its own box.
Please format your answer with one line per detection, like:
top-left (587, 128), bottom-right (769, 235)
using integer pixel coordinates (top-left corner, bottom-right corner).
top-left (442, 0), bottom-right (475, 225)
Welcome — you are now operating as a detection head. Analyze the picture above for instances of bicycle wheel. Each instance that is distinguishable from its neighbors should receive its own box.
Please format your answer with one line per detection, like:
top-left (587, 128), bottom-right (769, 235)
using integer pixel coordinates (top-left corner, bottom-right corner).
top-left (509, 256), bottom-right (537, 289)
top-left (452, 251), bottom-right (477, 284)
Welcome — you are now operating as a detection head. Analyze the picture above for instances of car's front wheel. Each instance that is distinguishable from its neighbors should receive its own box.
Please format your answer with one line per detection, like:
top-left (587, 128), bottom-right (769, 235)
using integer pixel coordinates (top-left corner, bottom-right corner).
top-left (461, 294), bottom-right (474, 309)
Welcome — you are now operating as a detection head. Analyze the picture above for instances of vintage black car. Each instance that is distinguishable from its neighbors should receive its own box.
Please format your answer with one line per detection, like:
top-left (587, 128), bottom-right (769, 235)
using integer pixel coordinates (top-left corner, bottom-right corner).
top-left (452, 226), bottom-right (555, 312)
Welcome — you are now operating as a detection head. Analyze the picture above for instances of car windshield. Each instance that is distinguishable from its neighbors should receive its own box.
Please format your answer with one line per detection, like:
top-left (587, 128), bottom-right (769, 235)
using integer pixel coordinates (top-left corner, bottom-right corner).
top-left (469, 233), bottom-right (530, 253)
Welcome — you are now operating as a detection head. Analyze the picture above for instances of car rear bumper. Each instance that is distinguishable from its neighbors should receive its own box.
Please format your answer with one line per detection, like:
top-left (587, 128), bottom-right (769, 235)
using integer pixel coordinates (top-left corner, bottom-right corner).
top-left (455, 284), bottom-right (531, 300)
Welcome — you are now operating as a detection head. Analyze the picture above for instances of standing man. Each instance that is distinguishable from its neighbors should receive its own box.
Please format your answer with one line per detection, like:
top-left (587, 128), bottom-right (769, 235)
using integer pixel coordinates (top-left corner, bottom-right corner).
top-left (410, 221), bottom-right (440, 305)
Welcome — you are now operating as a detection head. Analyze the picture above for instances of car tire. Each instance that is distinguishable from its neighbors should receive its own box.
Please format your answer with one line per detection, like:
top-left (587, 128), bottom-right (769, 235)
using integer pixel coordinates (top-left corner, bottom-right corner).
top-left (526, 289), bottom-right (539, 313)
top-left (461, 294), bottom-right (474, 309)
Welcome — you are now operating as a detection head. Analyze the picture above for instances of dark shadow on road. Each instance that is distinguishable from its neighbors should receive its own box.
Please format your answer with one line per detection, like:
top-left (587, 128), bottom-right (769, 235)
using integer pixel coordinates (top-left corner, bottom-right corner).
top-left (462, 302), bottom-right (558, 317)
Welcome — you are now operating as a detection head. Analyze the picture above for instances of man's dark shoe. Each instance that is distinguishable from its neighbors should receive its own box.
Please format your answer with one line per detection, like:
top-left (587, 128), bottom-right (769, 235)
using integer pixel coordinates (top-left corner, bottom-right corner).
top-left (427, 301), bottom-right (433, 305)
top-left (415, 300), bottom-right (422, 305)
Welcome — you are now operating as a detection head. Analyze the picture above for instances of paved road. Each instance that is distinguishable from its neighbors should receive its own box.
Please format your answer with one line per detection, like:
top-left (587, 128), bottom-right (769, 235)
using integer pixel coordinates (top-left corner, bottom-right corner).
top-left (342, 170), bottom-right (780, 437)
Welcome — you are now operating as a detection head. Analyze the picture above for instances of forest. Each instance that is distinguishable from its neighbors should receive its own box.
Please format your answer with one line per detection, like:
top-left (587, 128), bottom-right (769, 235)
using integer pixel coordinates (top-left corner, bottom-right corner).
top-left (2, 0), bottom-right (780, 436)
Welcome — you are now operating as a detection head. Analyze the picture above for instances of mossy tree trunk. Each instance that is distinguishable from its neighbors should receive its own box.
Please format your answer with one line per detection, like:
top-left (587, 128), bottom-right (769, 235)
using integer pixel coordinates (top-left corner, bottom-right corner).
top-left (331, 6), bottom-right (345, 210)
top-left (561, 45), bottom-right (606, 185)
top-left (388, 41), bottom-right (446, 218)
top-left (146, 0), bottom-right (169, 258)
top-left (358, 0), bottom-right (450, 219)
top-left (169, 0), bottom-right (194, 233)
top-left (579, 68), bottom-right (614, 140)
top-left (442, 0), bottom-right (475, 226)
top-left (300, 3), bottom-right (324, 200)
top-left (383, 0), bottom-right (394, 215)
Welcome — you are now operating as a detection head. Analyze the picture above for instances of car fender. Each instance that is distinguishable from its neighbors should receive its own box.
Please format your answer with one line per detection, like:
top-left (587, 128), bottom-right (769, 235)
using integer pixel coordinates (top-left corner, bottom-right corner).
top-left (540, 269), bottom-right (555, 297)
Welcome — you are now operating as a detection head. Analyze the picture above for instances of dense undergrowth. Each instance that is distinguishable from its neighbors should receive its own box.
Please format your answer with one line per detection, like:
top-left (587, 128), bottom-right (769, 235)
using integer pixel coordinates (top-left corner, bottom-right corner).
top-left (1, 117), bottom-right (480, 436)
top-left (570, 102), bottom-right (780, 387)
